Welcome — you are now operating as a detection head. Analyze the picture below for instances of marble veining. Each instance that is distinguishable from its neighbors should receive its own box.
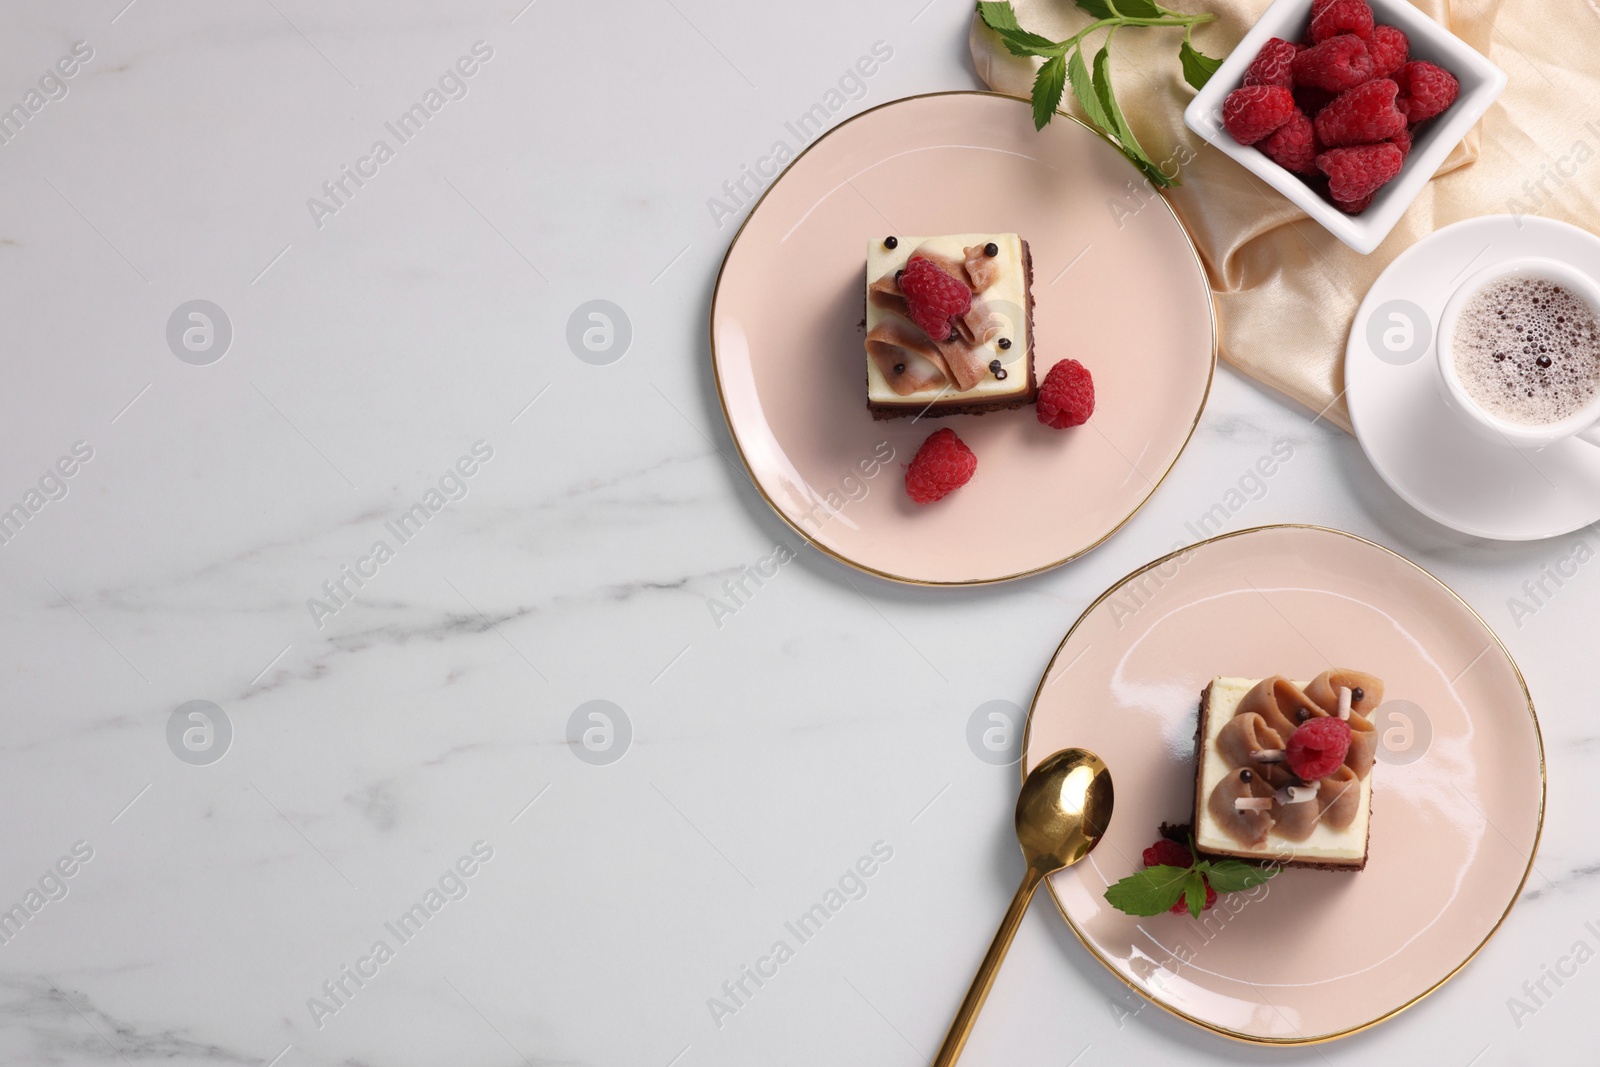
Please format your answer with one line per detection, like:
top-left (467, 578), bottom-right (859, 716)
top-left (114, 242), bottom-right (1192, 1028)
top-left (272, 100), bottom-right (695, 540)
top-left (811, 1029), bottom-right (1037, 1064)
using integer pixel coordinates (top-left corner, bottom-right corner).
top-left (0, 1), bottom-right (1591, 1065)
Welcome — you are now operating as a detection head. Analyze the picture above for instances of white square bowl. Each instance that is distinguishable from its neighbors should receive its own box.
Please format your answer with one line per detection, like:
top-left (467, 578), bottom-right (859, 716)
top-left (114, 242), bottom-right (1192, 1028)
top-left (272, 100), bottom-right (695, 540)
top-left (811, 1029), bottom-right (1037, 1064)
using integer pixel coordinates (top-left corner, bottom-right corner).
top-left (1183, 0), bottom-right (1506, 255)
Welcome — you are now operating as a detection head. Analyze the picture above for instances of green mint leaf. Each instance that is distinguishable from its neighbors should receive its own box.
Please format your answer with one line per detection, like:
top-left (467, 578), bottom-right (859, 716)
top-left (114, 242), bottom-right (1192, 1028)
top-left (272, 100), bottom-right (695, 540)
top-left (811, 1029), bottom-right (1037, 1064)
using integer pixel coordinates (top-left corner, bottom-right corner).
top-left (1109, 0), bottom-right (1165, 16)
top-left (1066, 47), bottom-right (1114, 135)
top-left (1094, 43), bottom-right (1158, 168)
top-left (1090, 42), bottom-right (1142, 161)
top-left (1104, 864), bottom-right (1189, 916)
top-left (1179, 38), bottom-right (1224, 90)
top-left (1002, 29), bottom-right (1069, 58)
top-left (976, 1), bottom-right (1023, 32)
top-left (977, 2), bottom-right (1063, 57)
top-left (1003, 0), bottom-right (1208, 187)
top-left (1145, 161), bottom-right (1176, 188)
top-left (1203, 860), bottom-right (1279, 894)
top-left (1032, 53), bottom-right (1068, 130)
top-left (1184, 870), bottom-right (1206, 918)
top-left (1089, 42), bottom-right (1173, 187)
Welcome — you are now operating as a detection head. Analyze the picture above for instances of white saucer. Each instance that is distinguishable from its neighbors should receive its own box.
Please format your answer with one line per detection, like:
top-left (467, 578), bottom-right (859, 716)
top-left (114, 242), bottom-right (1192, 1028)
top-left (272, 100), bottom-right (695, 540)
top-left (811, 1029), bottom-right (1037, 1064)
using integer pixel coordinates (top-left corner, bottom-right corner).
top-left (1347, 214), bottom-right (1600, 540)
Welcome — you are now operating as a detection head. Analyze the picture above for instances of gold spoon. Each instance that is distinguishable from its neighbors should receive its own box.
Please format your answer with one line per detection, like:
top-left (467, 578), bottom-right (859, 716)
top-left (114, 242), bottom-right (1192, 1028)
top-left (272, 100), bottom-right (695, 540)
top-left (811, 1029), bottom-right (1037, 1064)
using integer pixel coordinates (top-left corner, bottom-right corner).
top-left (933, 748), bottom-right (1114, 1067)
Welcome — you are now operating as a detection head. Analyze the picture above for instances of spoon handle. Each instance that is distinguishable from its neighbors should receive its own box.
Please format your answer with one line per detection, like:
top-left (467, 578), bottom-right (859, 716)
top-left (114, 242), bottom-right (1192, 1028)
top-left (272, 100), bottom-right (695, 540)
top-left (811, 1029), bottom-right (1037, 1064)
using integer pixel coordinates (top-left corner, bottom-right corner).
top-left (932, 864), bottom-right (1045, 1067)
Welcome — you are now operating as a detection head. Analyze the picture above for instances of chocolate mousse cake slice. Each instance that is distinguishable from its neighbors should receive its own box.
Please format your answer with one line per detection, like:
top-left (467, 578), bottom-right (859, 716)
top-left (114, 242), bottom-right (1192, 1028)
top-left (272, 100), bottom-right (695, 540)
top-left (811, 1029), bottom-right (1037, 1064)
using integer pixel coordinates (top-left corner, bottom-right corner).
top-left (864, 233), bottom-right (1037, 419)
top-left (1193, 671), bottom-right (1383, 871)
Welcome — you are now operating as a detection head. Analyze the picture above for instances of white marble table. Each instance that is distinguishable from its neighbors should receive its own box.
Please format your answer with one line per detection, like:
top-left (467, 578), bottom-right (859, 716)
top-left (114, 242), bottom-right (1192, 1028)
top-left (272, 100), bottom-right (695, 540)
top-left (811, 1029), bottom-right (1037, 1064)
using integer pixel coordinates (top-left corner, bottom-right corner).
top-left (0, 1), bottom-right (1592, 1064)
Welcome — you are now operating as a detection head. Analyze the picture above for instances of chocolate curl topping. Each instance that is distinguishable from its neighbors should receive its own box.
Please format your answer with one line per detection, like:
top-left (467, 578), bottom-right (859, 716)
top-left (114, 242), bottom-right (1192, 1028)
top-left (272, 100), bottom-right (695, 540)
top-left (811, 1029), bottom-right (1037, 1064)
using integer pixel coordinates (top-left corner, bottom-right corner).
top-left (1209, 770), bottom-right (1275, 847)
top-left (1345, 712), bottom-right (1376, 780)
top-left (954, 299), bottom-right (1008, 348)
top-left (1236, 676), bottom-right (1325, 740)
top-left (1217, 712), bottom-right (1283, 768)
top-left (1318, 765), bottom-right (1361, 830)
top-left (1272, 785), bottom-right (1324, 842)
top-left (1217, 714), bottom-right (1291, 788)
top-left (927, 331), bottom-right (988, 391)
top-left (865, 321), bottom-right (950, 396)
top-left (867, 271), bottom-right (907, 319)
top-left (962, 243), bottom-right (1003, 292)
top-left (1305, 669), bottom-right (1384, 718)
top-left (1276, 782), bottom-right (1320, 804)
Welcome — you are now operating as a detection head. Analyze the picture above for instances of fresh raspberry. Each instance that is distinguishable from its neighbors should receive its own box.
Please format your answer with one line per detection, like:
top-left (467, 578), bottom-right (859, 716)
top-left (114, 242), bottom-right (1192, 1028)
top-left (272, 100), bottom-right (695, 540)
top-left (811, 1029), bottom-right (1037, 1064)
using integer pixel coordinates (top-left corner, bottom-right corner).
top-left (1292, 34), bottom-right (1375, 92)
top-left (1369, 25), bottom-right (1408, 78)
top-left (1314, 78), bottom-right (1405, 147)
top-left (1286, 716), bottom-right (1353, 780)
top-left (1318, 143), bottom-right (1404, 206)
top-left (1311, 0), bottom-right (1341, 14)
top-left (1311, 0), bottom-right (1374, 43)
top-left (1142, 839), bottom-right (1193, 869)
top-left (897, 256), bottom-right (972, 342)
top-left (1036, 358), bottom-right (1095, 429)
top-left (1334, 192), bottom-right (1375, 214)
top-left (1223, 85), bottom-right (1296, 146)
top-left (1244, 37), bottom-right (1298, 89)
top-left (1393, 60), bottom-right (1459, 123)
top-left (1390, 126), bottom-right (1413, 159)
top-left (1260, 110), bottom-right (1321, 175)
top-left (1170, 882), bottom-right (1218, 915)
top-left (904, 428), bottom-right (976, 504)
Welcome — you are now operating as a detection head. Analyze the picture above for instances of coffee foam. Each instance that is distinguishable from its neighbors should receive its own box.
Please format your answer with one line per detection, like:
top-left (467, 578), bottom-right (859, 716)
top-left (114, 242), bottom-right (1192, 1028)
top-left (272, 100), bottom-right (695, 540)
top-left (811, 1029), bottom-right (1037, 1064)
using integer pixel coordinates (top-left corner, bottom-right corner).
top-left (1452, 276), bottom-right (1600, 426)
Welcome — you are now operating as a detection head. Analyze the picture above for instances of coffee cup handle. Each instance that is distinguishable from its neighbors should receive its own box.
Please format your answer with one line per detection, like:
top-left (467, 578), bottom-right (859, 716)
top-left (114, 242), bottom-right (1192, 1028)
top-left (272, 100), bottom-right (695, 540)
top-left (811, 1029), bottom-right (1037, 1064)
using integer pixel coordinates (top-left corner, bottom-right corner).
top-left (1579, 425), bottom-right (1600, 448)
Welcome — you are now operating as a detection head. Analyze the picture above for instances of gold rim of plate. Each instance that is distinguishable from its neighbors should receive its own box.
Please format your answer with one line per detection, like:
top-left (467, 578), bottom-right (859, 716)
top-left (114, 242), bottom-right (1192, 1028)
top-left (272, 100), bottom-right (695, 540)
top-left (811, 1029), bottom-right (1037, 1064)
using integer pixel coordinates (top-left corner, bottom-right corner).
top-left (706, 89), bottom-right (1219, 587)
top-left (1021, 522), bottom-right (1547, 1045)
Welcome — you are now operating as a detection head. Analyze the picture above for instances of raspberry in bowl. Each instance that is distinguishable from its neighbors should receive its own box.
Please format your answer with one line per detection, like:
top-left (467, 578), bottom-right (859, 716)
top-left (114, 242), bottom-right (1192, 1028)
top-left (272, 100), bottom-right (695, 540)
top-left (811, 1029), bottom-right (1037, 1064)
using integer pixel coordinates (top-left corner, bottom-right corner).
top-left (1184, 0), bottom-right (1506, 254)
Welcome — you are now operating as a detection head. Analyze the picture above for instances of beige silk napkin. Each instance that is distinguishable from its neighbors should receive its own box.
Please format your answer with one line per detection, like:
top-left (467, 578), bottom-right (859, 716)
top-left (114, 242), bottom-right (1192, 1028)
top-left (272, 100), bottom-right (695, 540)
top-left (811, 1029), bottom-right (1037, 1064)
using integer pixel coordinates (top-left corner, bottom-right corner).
top-left (970, 0), bottom-right (1600, 431)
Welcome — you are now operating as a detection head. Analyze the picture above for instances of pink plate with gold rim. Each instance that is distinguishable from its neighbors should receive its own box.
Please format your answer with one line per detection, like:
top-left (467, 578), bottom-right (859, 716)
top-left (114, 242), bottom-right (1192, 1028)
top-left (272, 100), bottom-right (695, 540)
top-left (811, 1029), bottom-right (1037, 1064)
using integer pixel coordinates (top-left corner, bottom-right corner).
top-left (1025, 524), bottom-right (1544, 1044)
top-left (710, 92), bottom-right (1214, 585)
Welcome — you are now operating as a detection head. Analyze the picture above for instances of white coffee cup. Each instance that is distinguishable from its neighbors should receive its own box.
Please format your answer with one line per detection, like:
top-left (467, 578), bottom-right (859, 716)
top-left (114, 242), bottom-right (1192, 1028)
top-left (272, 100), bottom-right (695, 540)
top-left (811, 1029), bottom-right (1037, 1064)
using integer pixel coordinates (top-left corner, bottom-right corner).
top-left (1436, 256), bottom-right (1600, 450)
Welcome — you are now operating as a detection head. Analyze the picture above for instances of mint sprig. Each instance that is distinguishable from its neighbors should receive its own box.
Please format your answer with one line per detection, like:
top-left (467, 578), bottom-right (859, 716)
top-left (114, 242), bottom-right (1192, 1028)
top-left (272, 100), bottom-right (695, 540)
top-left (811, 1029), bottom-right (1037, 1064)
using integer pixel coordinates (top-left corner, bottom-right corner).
top-left (1178, 37), bottom-right (1223, 89)
top-left (1104, 838), bottom-right (1279, 918)
top-left (1103, 864), bottom-right (1193, 916)
top-left (976, 1), bottom-right (1222, 187)
top-left (1202, 858), bottom-right (1277, 894)
top-left (1183, 869), bottom-right (1208, 916)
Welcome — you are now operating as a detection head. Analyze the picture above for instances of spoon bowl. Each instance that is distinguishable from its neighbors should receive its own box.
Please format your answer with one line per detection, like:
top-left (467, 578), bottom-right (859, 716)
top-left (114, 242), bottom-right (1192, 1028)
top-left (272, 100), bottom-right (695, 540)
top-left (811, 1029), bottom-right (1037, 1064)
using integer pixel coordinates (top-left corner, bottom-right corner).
top-left (1015, 747), bottom-right (1113, 870)
top-left (933, 748), bottom-right (1113, 1067)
